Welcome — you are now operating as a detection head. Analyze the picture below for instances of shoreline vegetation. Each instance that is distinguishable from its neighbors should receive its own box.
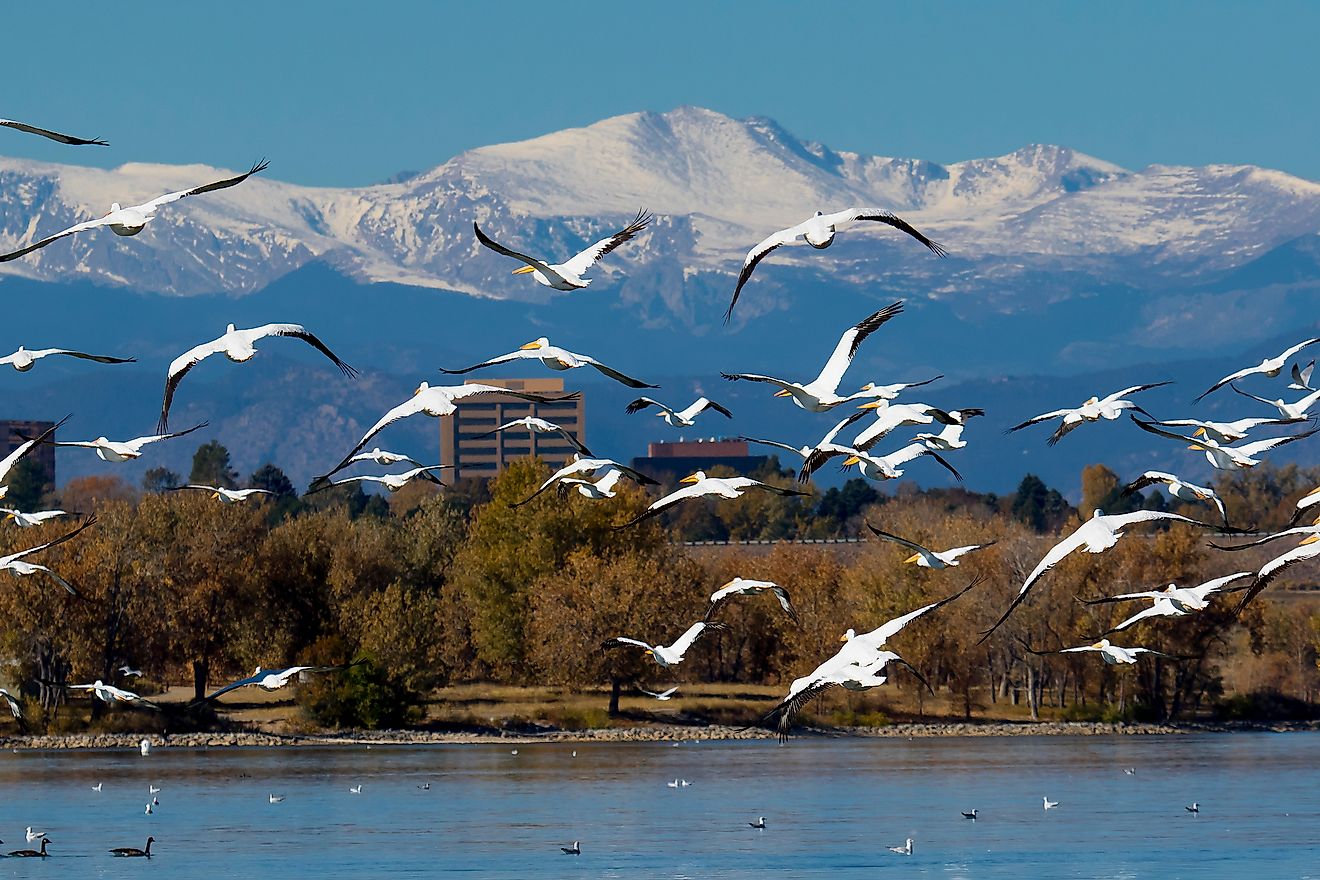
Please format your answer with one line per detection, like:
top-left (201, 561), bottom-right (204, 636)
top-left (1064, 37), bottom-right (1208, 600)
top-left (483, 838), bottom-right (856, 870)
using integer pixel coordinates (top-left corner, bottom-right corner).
top-left (3, 449), bottom-right (1320, 740)
top-left (6, 719), bottom-right (1320, 751)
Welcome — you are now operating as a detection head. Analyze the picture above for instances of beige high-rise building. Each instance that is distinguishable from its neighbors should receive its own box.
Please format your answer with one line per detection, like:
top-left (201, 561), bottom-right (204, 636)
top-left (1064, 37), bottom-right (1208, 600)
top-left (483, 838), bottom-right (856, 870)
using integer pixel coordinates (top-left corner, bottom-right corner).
top-left (438, 378), bottom-right (585, 483)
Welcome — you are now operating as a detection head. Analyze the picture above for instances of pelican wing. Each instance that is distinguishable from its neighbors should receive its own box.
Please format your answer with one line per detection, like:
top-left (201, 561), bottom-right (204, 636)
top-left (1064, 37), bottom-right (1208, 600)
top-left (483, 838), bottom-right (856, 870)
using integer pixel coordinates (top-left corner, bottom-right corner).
top-left (472, 222), bottom-right (568, 287)
top-left (558, 210), bottom-right (652, 277)
top-left (1236, 541), bottom-right (1320, 612)
top-left (0, 118), bottom-right (107, 146)
top-left (797, 444), bottom-right (854, 484)
top-left (1008, 407), bottom-right (1077, 433)
top-left (667, 620), bottom-right (723, 656)
top-left (242, 324), bottom-right (357, 378)
top-left (739, 436), bottom-right (807, 458)
top-left (142, 159), bottom-right (269, 211)
top-left (0, 517), bottom-right (96, 566)
top-left (0, 417), bottom-right (67, 484)
top-left (1102, 381), bottom-right (1173, 403)
top-left (981, 525), bottom-right (1100, 639)
top-left (1084, 590), bottom-right (1169, 605)
top-left (600, 636), bottom-right (654, 653)
top-left (158, 337), bottom-right (230, 431)
top-left (725, 221), bottom-right (809, 321)
top-left (849, 211), bottom-right (948, 257)
top-left (1228, 384), bottom-right (1279, 409)
top-left (1121, 471), bottom-right (1177, 495)
top-left (1129, 416), bottom-right (1200, 445)
top-left (720, 371), bottom-right (797, 393)
top-left (579, 355), bottom-right (657, 389)
top-left (682, 397), bottom-right (733, 420)
top-left (625, 397), bottom-right (669, 416)
top-left (1107, 604), bottom-right (1176, 633)
top-left (613, 482), bottom-right (711, 529)
top-left (125, 421), bottom-right (209, 453)
top-left (321, 395), bottom-right (433, 478)
top-left (855, 577), bottom-right (981, 649)
top-left (26, 348), bottom-right (136, 365)
top-left (1210, 525), bottom-right (1320, 551)
top-left (1189, 571), bottom-right (1254, 597)
top-left (864, 523), bottom-right (933, 557)
top-left (438, 350), bottom-right (533, 375)
top-left (1237, 426), bottom-right (1320, 458)
top-left (0, 215), bottom-right (117, 262)
top-left (809, 302), bottom-right (904, 394)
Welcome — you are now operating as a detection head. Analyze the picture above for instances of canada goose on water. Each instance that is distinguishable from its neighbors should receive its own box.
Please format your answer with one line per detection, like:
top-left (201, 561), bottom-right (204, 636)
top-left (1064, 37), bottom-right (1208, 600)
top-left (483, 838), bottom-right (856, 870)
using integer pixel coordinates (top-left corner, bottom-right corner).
top-left (8, 838), bottom-right (50, 857)
top-left (110, 837), bottom-right (154, 858)
top-left (560, 841), bottom-right (580, 855)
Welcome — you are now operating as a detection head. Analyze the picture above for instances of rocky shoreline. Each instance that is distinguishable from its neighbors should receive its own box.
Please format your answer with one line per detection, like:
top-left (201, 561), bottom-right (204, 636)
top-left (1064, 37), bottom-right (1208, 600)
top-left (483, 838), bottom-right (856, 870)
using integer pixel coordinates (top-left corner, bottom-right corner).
top-left (3, 719), bottom-right (1317, 751)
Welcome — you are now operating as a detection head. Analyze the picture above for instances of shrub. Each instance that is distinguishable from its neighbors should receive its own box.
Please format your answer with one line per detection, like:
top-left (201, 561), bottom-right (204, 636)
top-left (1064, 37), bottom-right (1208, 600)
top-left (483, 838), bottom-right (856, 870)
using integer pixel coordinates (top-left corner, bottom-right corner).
top-left (298, 661), bottom-right (421, 730)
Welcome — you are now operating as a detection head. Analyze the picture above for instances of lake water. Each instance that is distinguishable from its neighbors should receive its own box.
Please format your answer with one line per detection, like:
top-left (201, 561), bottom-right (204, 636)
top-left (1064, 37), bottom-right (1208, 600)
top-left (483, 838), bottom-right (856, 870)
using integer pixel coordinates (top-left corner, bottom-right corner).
top-left (1, 733), bottom-right (1316, 878)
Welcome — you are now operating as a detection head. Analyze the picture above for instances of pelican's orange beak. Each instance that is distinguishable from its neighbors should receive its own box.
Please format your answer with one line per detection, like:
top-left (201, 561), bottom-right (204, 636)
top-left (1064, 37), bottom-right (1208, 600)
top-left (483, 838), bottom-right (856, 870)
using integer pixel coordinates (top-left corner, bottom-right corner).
top-left (1193, 427), bottom-right (1206, 437)
top-left (519, 341), bottom-right (542, 350)
top-left (1301, 534), bottom-right (1320, 546)
top-left (512, 266), bottom-right (536, 275)
top-left (679, 474), bottom-right (701, 485)
top-left (857, 400), bottom-right (884, 410)
top-left (773, 389), bottom-right (792, 398)
top-left (903, 553), bottom-right (921, 564)
top-left (842, 456), bottom-right (861, 467)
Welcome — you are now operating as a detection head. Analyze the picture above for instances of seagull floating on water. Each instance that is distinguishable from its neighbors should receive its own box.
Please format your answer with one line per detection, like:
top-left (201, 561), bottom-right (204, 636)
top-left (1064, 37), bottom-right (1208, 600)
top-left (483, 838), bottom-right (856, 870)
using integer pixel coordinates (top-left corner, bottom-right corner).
top-left (1044, 796), bottom-right (1059, 810)
top-left (25, 827), bottom-right (45, 842)
top-left (887, 838), bottom-right (913, 856)
top-left (269, 794), bottom-right (285, 803)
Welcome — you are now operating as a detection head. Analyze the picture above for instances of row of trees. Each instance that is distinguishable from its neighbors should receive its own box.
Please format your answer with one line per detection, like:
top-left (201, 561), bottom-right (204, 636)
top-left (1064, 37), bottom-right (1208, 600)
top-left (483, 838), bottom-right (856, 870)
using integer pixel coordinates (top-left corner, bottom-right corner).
top-left (1, 444), bottom-right (1317, 732)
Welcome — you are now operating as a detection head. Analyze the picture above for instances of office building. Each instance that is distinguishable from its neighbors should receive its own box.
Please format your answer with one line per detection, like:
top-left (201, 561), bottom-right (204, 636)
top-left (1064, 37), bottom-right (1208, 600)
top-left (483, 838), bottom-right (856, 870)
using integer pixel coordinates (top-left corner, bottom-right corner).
top-left (438, 378), bottom-right (585, 483)
top-left (630, 438), bottom-right (768, 485)
top-left (0, 419), bottom-right (56, 488)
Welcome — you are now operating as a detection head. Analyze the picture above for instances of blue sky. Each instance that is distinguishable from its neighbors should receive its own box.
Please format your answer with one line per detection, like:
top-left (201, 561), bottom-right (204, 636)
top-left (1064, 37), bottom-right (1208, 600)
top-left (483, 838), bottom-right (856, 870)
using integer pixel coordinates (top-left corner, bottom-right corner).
top-left (6, 2), bottom-right (1317, 185)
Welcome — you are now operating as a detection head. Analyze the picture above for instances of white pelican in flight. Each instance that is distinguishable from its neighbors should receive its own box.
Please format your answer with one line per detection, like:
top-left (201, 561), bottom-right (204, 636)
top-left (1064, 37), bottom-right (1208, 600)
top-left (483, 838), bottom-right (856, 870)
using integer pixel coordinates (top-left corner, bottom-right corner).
top-left (706, 577), bottom-right (798, 623)
top-left (799, 441), bottom-right (962, 485)
top-left (68, 680), bottom-right (158, 708)
top-left (864, 523), bottom-right (995, 569)
top-left (722, 302), bottom-right (905, 412)
top-left (0, 419), bottom-right (65, 498)
top-left (441, 337), bottom-right (656, 389)
top-left (475, 417), bottom-right (592, 456)
top-left (1194, 337), bottom-right (1320, 402)
top-left (614, 470), bottom-right (810, 529)
top-left (1209, 526), bottom-right (1320, 612)
top-left (0, 518), bottom-right (96, 595)
top-left (1119, 471), bottom-right (1228, 524)
top-left (982, 509), bottom-right (1230, 638)
top-left (1083, 572), bottom-right (1253, 632)
top-left (0, 346), bottom-right (135, 372)
top-left (1229, 383), bottom-right (1320, 420)
top-left (1, 117), bottom-right (106, 145)
top-left (1130, 417), bottom-right (1318, 470)
top-left (1, 508), bottom-right (70, 528)
top-left (915, 420), bottom-right (973, 451)
top-left (625, 396), bottom-right (733, 427)
top-left (1008, 382), bottom-right (1170, 446)
top-left (196, 663), bottom-right (360, 703)
top-left (169, 485), bottom-right (274, 504)
top-left (554, 466), bottom-right (635, 501)
top-left (514, 455), bottom-right (657, 507)
top-left (473, 210), bottom-right (651, 290)
top-left (321, 382), bottom-right (578, 479)
top-left (726, 210), bottom-right (945, 320)
top-left (639, 686), bottom-right (679, 701)
top-left (601, 620), bottom-right (727, 668)
top-left (1148, 415), bottom-right (1305, 444)
top-left (1039, 639), bottom-right (1177, 665)
top-left (316, 465), bottom-right (451, 493)
top-left (0, 160), bottom-right (269, 263)
top-left (42, 422), bottom-right (207, 463)
top-left (886, 839), bottom-right (913, 856)
top-left (765, 581), bottom-right (974, 739)
top-left (851, 402), bottom-right (983, 449)
top-left (159, 323), bottom-right (356, 430)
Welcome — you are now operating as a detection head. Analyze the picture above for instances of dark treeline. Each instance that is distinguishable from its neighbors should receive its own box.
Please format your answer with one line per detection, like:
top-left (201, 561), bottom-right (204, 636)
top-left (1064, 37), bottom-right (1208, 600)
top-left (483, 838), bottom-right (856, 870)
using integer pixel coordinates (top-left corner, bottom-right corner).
top-left (1, 441), bottom-right (1318, 733)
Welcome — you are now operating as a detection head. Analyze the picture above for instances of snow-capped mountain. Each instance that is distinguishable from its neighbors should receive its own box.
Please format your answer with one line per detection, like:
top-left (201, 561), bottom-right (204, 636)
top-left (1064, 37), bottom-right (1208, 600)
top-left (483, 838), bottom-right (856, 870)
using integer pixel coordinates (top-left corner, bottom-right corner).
top-left (1, 106), bottom-right (1317, 316)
